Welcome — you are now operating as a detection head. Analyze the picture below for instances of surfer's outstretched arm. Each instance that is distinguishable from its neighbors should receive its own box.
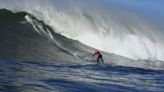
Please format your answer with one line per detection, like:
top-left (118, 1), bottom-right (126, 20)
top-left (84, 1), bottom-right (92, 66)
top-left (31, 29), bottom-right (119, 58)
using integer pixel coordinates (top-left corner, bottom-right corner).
top-left (92, 53), bottom-right (96, 57)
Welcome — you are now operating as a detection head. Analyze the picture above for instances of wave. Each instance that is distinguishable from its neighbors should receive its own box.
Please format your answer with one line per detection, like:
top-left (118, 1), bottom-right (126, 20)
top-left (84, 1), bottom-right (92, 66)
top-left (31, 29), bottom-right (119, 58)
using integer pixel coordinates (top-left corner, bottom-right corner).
top-left (0, 1), bottom-right (164, 70)
top-left (0, 8), bottom-right (96, 63)
top-left (0, 0), bottom-right (164, 61)
top-left (0, 9), bottom-right (163, 70)
top-left (0, 9), bottom-right (83, 62)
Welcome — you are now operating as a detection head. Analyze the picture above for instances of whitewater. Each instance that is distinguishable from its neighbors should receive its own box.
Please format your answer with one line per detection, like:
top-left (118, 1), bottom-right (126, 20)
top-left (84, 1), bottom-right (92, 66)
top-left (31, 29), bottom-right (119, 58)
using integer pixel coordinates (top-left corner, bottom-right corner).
top-left (0, 0), bottom-right (164, 92)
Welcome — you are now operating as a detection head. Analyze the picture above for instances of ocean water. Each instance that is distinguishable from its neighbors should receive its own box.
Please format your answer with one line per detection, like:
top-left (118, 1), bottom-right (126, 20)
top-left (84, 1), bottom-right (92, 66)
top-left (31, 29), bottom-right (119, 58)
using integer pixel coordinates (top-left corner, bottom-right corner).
top-left (0, 59), bottom-right (164, 92)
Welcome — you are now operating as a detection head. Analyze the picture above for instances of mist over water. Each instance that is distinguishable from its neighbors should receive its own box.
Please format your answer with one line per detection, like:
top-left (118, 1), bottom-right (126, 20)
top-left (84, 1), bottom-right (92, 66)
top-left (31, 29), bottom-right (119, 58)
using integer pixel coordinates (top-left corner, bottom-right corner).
top-left (0, 0), bottom-right (164, 61)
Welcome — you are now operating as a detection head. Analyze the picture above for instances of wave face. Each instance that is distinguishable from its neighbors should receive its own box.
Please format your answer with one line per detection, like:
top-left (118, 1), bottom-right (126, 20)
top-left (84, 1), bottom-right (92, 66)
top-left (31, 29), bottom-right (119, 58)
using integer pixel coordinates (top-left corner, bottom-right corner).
top-left (0, 9), bottom-right (85, 63)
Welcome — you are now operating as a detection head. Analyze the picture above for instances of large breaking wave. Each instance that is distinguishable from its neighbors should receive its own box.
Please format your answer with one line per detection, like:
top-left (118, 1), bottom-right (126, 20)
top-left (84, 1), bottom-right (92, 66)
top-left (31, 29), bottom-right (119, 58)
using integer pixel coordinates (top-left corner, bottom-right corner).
top-left (0, 0), bottom-right (164, 70)
top-left (1, 0), bottom-right (164, 61)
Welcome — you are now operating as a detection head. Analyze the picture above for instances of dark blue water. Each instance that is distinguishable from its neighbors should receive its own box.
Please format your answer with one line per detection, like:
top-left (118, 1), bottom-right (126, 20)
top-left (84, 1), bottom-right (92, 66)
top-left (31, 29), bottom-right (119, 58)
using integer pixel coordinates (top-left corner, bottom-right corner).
top-left (0, 59), bottom-right (164, 92)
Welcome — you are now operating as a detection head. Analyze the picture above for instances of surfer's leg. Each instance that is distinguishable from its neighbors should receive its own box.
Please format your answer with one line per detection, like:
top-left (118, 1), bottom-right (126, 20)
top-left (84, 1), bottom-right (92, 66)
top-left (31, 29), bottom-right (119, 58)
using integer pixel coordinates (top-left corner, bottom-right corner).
top-left (101, 57), bottom-right (104, 63)
top-left (100, 55), bottom-right (104, 63)
top-left (97, 57), bottom-right (100, 63)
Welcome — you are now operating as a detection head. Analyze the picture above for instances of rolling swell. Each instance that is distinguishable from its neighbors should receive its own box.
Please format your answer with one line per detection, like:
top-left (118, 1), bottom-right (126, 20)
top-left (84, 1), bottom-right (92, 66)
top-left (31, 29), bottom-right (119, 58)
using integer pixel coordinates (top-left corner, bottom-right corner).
top-left (0, 9), bottom-right (85, 62)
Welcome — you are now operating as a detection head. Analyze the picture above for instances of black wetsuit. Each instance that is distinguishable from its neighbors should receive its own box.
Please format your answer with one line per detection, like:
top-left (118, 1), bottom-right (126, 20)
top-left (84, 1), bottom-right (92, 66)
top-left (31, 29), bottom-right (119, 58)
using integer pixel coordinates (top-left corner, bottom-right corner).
top-left (93, 51), bottom-right (104, 63)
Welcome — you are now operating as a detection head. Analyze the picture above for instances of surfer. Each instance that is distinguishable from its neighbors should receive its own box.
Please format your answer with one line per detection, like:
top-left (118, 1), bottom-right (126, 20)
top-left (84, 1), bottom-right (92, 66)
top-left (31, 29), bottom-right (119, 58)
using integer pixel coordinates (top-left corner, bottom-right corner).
top-left (92, 50), bottom-right (104, 64)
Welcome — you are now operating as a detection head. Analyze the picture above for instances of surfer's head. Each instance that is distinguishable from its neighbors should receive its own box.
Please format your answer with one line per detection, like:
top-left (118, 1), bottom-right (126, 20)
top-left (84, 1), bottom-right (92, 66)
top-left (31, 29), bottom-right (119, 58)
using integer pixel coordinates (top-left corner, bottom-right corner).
top-left (95, 49), bottom-right (99, 52)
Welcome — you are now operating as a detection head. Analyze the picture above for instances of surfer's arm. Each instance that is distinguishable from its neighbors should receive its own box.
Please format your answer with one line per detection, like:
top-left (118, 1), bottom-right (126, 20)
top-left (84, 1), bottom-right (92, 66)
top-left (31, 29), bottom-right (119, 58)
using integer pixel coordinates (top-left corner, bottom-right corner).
top-left (92, 53), bottom-right (96, 57)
